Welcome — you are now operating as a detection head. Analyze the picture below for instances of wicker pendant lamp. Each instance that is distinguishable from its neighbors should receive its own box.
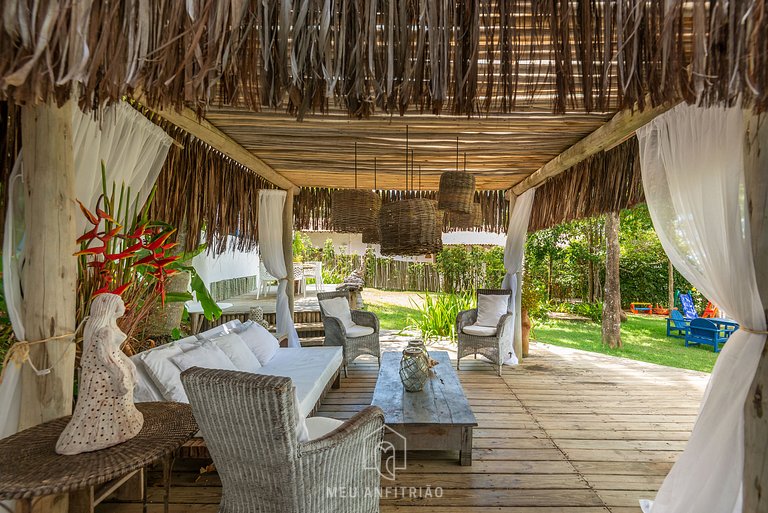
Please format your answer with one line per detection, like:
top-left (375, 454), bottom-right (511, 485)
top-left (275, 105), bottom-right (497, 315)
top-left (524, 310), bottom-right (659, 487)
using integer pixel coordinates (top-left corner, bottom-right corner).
top-left (446, 200), bottom-right (482, 230)
top-left (438, 139), bottom-right (476, 214)
top-left (361, 158), bottom-right (381, 244)
top-left (379, 128), bottom-right (442, 256)
top-left (331, 142), bottom-right (381, 233)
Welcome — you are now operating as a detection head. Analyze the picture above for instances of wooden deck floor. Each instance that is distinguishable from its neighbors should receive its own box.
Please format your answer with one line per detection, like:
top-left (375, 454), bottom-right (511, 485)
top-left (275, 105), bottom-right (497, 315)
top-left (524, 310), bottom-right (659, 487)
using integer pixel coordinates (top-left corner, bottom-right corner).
top-left (101, 343), bottom-right (708, 513)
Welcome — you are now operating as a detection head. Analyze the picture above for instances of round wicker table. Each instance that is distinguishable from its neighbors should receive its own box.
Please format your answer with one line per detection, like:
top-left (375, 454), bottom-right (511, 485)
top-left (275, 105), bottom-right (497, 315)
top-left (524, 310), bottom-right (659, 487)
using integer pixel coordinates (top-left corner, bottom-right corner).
top-left (0, 402), bottom-right (197, 513)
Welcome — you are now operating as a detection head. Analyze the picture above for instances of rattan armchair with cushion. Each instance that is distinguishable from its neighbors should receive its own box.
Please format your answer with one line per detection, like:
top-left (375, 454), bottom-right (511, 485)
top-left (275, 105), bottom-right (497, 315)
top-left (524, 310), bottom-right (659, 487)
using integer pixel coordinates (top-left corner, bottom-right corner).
top-left (181, 367), bottom-right (385, 513)
top-left (318, 291), bottom-right (381, 376)
top-left (456, 288), bottom-right (515, 376)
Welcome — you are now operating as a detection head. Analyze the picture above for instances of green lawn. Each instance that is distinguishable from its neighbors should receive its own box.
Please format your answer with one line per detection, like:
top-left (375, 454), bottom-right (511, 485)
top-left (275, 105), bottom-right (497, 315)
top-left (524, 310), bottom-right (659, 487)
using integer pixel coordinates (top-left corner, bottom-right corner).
top-left (365, 300), bottom-right (419, 331)
top-left (533, 314), bottom-right (717, 373)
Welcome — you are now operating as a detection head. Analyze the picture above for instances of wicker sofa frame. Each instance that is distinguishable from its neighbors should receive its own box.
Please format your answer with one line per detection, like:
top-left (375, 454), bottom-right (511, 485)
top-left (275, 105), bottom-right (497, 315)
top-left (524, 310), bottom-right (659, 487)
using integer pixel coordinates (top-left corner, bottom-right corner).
top-left (181, 368), bottom-right (384, 513)
top-left (456, 288), bottom-right (515, 376)
top-left (317, 291), bottom-right (381, 376)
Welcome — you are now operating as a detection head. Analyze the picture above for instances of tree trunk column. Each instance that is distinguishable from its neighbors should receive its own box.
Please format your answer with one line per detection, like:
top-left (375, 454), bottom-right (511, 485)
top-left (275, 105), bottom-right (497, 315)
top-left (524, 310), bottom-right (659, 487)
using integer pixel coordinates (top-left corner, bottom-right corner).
top-left (743, 112), bottom-right (768, 513)
top-left (19, 101), bottom-right (77, 513)
top-left (602, 210), bottom-right (622, 348)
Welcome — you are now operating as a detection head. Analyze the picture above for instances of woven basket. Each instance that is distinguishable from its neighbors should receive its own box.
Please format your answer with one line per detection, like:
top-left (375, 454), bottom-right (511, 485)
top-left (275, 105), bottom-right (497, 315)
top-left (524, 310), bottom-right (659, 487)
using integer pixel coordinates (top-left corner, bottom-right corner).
top-left (331, 189), bottom-right (382, 233)
top-left (445, 201), bottom-right (482, 230)
top-left (379, 198), bottom-right (442, 256)
top-left (437, 171), bottom-right (475, 214)
top-left (361, 225), bottom-right (381, 244)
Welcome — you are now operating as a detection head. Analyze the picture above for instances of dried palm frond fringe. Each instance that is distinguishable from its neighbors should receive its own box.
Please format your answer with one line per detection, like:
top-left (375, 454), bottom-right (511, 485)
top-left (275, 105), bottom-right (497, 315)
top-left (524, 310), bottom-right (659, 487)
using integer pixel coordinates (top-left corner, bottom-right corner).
top-left (295, 188), bottom-right (509, 234)
top-left (527, 137), bottom-right (644, 233)
top-left (141, 110), bottom-right (278, 256)
top-left (2, 1), bottom-right (766, 116)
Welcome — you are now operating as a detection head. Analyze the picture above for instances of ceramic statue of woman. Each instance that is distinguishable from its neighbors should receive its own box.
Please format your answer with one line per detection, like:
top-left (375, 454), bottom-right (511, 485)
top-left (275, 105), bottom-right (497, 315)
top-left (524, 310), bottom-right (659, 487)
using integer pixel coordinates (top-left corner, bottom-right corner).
top-left (56, 293), bottom-right (144, 455)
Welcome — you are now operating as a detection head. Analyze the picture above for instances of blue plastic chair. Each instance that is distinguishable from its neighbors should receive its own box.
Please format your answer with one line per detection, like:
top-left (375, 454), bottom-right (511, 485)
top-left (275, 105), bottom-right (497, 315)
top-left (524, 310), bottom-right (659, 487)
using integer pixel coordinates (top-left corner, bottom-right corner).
top-left (678, 293), bottom-right (698, 320)
top-left (685, 318), bottom-right (729, 353)
top-left (666, 310), bottom-right (689, 339)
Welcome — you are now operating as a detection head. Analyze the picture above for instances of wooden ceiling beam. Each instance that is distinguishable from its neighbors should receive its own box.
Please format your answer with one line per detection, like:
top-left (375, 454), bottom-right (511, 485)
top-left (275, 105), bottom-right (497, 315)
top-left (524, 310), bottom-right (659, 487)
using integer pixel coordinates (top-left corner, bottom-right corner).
top-left (509, 98), bottom-right (681, 197)
top-left (136, 99), bottom-right (297, 191)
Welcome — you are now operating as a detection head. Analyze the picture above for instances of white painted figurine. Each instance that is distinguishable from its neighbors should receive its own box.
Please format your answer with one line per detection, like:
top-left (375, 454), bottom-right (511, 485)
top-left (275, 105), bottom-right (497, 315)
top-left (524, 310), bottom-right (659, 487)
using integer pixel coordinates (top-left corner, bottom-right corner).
top-left (56, 293), bottom-right (144, 455)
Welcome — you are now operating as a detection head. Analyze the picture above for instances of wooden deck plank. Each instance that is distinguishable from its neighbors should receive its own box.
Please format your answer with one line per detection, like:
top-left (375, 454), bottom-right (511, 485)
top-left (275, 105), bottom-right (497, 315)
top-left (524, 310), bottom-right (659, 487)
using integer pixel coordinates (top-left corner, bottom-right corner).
top-left (99, 342), bottom-right (707, 513)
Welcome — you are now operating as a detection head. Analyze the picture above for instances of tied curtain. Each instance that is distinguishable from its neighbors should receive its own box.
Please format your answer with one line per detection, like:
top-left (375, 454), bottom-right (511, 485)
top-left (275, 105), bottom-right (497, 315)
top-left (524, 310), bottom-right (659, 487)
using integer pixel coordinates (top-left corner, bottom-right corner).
top-left (258, 190), bottom-right (300, 347)
top-left (0, 102), bottom-right (172, 440)
top-left (501, 188), bottom-right (535, 364)
top-left (637, 104), bottom-right (767, 513)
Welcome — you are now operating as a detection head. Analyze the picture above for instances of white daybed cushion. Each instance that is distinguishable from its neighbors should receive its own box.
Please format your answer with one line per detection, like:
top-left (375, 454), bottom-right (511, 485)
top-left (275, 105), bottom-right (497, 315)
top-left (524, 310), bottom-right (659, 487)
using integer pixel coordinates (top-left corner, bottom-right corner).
top-left (170, 342), bottom-right (238, 373)
top-left (132, 336), bottom-right (199, 402)
top-left (304, 417), bottom-right (344, 441)
top-left (258, 347), bottom-right (343, 418)
top-left (211, 332), bottom-right (262, 373)
top-left (346, 325), bottom-right (375, 338)
top-left (462, 325), bottom-right (498, 337)
top-left (320, 297), bottom-right (354, 329)
top-left (197, 319), bottom-right (242, 340)
top-left (476, 294), bottom-right (510, 327)
top-left (141, 344), bottom-right (187, 402)
top-left (236, 320), bottom-right (279, 365)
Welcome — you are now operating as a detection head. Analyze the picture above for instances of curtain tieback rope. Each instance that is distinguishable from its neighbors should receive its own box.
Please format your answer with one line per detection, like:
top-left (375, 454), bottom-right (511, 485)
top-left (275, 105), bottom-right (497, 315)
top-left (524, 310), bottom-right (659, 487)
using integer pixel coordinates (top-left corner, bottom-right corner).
top-left (0, 317), bottom-right (89, 384)
top-left (741, 327), bottom-right (768, 335)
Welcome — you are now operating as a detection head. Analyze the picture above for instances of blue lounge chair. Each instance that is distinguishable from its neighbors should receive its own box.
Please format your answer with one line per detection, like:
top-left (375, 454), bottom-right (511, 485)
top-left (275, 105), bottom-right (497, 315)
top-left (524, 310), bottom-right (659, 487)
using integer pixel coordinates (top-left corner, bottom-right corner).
top-left (666, 310), bottom-right (689, 339)
top-left (685, 318), bottom-right (730, 353)
top-left (678, 293), bottom-right (698, 320)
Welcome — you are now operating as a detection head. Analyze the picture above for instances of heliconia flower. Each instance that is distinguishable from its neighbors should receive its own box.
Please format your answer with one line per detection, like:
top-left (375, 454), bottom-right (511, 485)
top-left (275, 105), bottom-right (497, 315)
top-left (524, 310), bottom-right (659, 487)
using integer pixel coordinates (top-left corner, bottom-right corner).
top-left (123, 223), bottom-right (150, 240)
top-left (95, 206), bottom-right (116, 223)
top-left (112, 283), bottom-right (132, 295)
top-left (98, 225), bottom-right (123, 241)
top-left (77, 200), bottom-right (100, 226)
top-left (76, 226), bottom-right (100, 243)
top-left (93, 285), bottom-right (111, 296)
top-left (74, 245), bottom-right (107, 257)
top-left (144, 230), bottom-right (176, 251)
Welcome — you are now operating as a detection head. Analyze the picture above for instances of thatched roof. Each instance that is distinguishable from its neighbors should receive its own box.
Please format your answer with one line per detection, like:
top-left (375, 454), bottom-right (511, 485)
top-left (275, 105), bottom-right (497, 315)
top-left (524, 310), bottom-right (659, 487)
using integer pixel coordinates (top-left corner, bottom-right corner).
top-left (1, 1), bottom-right (765, 116)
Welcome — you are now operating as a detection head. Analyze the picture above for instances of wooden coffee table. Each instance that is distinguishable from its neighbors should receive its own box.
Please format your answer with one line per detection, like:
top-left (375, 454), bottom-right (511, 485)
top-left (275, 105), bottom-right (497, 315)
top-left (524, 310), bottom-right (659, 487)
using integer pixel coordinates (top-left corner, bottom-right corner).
top-left (371, 350), bottom-right (478, 465)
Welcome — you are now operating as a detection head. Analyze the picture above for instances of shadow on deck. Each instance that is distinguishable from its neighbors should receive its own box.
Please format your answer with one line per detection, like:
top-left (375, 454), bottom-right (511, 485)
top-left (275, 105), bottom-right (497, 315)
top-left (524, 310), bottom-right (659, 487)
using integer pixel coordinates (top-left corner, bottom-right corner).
top-left (101, 342), bottom-right (708, 513)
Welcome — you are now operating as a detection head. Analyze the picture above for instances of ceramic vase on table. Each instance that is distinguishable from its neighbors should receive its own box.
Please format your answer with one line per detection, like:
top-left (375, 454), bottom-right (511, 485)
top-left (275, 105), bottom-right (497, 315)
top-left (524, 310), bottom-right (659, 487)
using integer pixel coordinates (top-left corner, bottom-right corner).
top-left (56, 293), bottom-right (144, 455)
top-left (399, 345), bottom-right (430, 392)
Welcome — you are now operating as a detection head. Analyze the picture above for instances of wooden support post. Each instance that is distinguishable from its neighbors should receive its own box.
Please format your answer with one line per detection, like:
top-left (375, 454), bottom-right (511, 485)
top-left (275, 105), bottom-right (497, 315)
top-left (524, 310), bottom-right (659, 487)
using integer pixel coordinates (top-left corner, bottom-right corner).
top-left (19, 101), bottom-right (77, 513)
top-left (283, 188), bottom-right (295, 316)
top-left (668, 258), bottom-right (675, 311)
top-left (601, 210), bottom-right (622, 348)
top-left (510, 98), bottom-right (680, 195)
top-left (744, 112), bottom-right (768, 513)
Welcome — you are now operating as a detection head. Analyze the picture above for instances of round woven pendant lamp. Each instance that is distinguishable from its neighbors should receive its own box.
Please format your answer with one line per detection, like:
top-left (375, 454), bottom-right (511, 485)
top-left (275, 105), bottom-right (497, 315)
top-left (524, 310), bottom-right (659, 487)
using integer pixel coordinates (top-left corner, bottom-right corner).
top-left (330, 143), bottom-right (381, 233)
top-left (379, 198), bottom-right (441, 256)
top-left (438, 142), bottom-right (475, 214)
top-left (446, 201), bottom-right (482, 230)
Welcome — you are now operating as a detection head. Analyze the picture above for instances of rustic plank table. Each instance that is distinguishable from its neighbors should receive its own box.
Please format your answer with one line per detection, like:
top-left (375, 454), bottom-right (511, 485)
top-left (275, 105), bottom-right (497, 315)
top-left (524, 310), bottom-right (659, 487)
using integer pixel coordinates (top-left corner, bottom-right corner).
top-left (371, 350), bottom-right (478, 465)
top-left (0, 402), bottom-right (197, 513)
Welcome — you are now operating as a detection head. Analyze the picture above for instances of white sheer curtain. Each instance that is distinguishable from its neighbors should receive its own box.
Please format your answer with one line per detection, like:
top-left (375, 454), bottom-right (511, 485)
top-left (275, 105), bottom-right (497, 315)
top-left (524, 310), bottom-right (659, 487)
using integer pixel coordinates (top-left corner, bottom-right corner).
top-left (258, 190), bottom-right (300, 347)
top-left (637, 103), bottom-right (766, 513)
top-left (501, 188), bottom-right (535, 364)
top-left (0, 102), bottom-right (172, 440)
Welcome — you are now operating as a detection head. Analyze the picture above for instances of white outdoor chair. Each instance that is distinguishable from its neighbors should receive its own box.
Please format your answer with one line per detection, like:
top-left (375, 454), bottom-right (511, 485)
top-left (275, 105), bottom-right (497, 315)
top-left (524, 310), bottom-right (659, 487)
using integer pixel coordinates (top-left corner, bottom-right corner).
top-left (257, 262), bottom-right (278, 298)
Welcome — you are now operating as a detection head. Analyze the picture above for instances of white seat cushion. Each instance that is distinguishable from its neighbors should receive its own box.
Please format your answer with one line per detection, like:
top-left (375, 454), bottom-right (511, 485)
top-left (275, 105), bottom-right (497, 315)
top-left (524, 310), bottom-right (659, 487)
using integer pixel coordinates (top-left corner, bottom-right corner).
top-left (305, 417), bottom-right (344, 441)
top-left (476, 294), bottom-right (510, 327)
top-left (320, 297), bottom-right (354, 329)
top-left (346, 324), bottom-right (375, 338)
top-left (463, 324), bottom-right (498, 337)
top-left (211, 332), bottom-right (262, 373)
top-left (236, 321), bottom-right (280, 365)
top-left (258, 347), bottom-right (343, 418)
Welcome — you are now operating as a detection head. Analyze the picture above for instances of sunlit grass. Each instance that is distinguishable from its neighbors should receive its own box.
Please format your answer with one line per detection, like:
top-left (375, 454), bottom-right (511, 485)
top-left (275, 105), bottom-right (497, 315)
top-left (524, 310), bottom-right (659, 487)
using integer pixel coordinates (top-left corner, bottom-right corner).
top-left (533, 314), bottom-right (718, 373)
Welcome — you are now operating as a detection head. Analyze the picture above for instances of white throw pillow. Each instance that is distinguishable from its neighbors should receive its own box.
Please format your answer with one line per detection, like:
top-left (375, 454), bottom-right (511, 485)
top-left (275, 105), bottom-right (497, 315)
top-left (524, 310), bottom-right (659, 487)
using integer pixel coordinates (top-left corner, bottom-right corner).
top-left (197, 319), bottom-right (242, 341)
top-left (141, 344), bottom-right (187, 402)
top-left (212, 332), bottom-right (262, 373)
top-left (476, 294), bottom-right (510, 327)
top-left (171, 342), bottom-right (239, 373)
top-left (237, 321), bottom-right (280, 365)
top-left (320, 297), bottom-right (354, 329)
top-left (130, 354), bottom-right (165, 402)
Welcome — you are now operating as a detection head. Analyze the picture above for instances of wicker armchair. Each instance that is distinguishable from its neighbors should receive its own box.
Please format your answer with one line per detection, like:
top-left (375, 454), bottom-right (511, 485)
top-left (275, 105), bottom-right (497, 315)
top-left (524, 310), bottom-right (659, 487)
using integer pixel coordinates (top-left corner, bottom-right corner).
top-left (181, 368), bottom-right (385, 513)
top-left (317, 291), bottom-right (381, 376)
top-left (456, 289), bottom-right (514, 376)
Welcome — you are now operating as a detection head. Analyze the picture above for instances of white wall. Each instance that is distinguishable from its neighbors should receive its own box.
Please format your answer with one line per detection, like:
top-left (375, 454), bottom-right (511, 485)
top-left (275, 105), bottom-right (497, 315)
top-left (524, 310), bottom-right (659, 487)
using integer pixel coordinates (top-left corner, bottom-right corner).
top-left (192, 235), bottom-right (260, 289)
